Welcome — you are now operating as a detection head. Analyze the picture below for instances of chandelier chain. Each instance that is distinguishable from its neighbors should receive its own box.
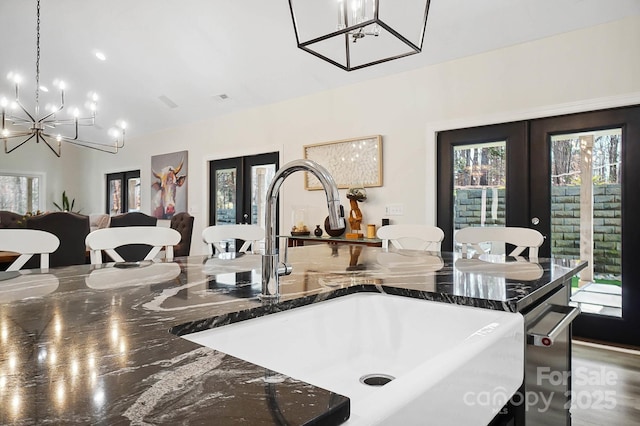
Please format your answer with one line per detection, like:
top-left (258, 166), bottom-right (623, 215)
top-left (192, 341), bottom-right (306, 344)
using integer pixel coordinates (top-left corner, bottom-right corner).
top-left (35, 0), bottom-right (41, 111)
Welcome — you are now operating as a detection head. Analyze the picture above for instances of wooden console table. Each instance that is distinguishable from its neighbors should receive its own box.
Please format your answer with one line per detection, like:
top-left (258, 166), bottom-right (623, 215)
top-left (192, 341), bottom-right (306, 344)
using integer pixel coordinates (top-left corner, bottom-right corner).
top-left (286, 235), bottom-right (382, 247)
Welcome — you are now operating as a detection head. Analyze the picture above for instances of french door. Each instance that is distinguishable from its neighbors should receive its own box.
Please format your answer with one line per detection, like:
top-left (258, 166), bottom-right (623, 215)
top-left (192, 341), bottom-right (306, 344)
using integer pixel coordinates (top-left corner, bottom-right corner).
top-left (437, 105), bottom-right (640, 346)
top-left (208, 152), bottom-right (279, 249)
top-left (106, 170), bottom-right (140, 214)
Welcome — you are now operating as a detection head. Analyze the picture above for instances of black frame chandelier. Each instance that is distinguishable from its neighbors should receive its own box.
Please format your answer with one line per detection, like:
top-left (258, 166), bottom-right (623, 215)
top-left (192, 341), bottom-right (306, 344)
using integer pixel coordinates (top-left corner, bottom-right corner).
top-left (1, 0), bottom-right (126, 157)
top-left (287, 0), bottom-right (431, 71)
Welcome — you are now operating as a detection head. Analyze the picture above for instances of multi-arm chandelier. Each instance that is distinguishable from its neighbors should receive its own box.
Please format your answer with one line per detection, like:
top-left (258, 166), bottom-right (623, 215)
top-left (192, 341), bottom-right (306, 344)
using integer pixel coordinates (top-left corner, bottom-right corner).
top-left (287, 0), bottom-right (431, 71)
top-left (0, 0), bottom-right (126, 157)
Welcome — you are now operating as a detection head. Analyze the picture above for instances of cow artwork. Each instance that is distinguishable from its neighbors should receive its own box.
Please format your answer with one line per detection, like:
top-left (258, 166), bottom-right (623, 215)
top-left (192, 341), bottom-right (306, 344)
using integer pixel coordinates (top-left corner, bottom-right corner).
top-left (151, 151), bottom-right (188, 219)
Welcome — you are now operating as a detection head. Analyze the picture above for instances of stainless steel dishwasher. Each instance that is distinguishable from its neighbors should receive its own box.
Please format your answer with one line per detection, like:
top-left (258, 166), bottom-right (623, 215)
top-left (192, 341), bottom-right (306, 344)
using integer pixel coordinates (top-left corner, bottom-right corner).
top-left (492, 281), bottom-right (581, 426)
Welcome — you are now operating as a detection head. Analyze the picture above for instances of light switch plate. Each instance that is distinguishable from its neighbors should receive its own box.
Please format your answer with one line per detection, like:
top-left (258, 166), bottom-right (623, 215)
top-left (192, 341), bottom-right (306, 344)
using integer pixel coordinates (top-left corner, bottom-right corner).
top-left (385, 204), bottom-right (404, 216)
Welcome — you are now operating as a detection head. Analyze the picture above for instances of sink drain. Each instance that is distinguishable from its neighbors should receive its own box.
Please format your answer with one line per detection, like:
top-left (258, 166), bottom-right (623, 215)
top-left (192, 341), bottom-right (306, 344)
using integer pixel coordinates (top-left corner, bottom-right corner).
top-left (359, 374), bottom-right (395, 386)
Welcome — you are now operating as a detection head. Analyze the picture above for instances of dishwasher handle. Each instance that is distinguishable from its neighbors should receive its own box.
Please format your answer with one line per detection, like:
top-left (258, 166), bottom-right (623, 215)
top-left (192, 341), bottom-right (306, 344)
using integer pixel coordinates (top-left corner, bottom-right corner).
top-left (527, 305), bottom-right (581, 347)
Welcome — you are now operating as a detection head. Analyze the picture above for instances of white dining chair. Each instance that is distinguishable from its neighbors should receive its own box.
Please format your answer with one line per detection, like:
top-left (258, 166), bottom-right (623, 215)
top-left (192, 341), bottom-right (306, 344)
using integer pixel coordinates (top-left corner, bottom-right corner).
top-left (202, 224), bottom-right (265, 256)
top-left (0, 229), bottom-right (60, 271)
top-left (85, 226), bottom-right (181, 264)
top-left (376, 224), bottom-right (445, 252)
top-left (454, 226), bottom-right (544, 259)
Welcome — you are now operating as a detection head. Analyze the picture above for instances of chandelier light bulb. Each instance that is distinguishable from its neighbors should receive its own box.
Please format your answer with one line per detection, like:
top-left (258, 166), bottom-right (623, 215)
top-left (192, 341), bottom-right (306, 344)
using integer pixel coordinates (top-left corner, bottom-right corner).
top-left (57, 81), bottom-right (66, 91)
top-left (0, 97), bottom-right (7, 107)
top-left (2, 129), bottom-right (9, 137)
top-left (39, 85), bottom-right (49, 93)
top-left (12, 74), bottom-right (22, 84)
top-left (73, 108), bottom-right (80, 118)
top-left (118, 121), bottom-right (127, 130)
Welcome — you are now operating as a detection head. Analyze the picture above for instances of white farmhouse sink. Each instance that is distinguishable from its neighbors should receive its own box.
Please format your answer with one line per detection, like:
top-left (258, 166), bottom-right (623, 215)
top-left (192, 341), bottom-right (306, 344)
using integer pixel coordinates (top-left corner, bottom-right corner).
top-left (183, 292), bottom-right (524, 425)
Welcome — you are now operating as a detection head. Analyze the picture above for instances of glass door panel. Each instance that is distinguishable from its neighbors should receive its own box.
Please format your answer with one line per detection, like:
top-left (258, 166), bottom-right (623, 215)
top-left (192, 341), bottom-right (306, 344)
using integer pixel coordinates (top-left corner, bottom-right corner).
top-left (127, 177), bottom-right (141, 212)
top-left (109, 178), bottom-right (122, 215)
top-left (215, 167), bottom-right (238, 225)
top-left (549, 129), bottom-right (622, 318)
top-left (453, 141), bottom-right (507, 254)
top-left (250, 164), bottom-right (276, 230)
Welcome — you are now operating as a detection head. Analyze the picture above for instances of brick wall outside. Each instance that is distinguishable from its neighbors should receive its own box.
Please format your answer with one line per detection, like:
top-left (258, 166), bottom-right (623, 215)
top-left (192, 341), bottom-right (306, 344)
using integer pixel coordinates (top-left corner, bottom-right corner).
top-left (454, 184), bottom-right (621, 276)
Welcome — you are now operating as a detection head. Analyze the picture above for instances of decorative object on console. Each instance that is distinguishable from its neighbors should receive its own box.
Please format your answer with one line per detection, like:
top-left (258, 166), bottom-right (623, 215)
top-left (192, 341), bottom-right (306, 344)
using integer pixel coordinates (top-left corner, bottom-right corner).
top-left (151, 150), bottom-right (188, 219)
top-left (346, 185), bottom-right (366, 239)
top-left (314, 225), bottom-right (323, 237)
top-left (303, 135), bottom-right (382, 190)
top-left (291, 205), bottom-right (310, 235)
top-left (287, 0), bottom-right (431, 71)
top-left (0, 0), bottom-right (126, 157)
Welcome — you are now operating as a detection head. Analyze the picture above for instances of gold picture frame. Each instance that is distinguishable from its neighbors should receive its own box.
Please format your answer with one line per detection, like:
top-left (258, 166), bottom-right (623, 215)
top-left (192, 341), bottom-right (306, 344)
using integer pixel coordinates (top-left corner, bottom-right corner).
top-left (303, 135), bottom-right (383, 190)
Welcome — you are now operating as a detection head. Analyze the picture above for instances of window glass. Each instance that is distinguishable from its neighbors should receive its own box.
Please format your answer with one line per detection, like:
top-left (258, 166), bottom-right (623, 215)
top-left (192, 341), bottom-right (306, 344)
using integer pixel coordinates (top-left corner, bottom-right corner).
top-left (0, 173), bottom-right (41, 214)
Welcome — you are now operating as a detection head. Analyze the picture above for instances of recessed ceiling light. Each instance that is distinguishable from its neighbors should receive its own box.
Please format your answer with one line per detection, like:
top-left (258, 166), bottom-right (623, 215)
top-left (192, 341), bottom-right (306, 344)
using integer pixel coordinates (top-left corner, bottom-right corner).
top-left (95, 51), bottom-right (106, 61)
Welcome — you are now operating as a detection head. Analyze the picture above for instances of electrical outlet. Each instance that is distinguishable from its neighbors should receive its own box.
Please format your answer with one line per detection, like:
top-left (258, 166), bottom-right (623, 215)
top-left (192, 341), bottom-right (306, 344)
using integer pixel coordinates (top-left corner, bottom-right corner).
top-left (385, 204), bottom-right (404, 216)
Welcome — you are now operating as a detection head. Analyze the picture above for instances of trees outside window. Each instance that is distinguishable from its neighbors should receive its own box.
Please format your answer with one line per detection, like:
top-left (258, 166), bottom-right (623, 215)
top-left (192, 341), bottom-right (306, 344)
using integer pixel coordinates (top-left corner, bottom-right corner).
top-left (0, 173), bottom-right (42, 214)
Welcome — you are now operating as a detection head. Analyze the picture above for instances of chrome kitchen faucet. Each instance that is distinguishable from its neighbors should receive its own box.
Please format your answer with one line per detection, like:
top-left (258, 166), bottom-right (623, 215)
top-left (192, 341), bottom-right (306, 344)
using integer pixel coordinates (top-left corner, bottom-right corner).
top-left (261, 159), bottom-right (345, 299)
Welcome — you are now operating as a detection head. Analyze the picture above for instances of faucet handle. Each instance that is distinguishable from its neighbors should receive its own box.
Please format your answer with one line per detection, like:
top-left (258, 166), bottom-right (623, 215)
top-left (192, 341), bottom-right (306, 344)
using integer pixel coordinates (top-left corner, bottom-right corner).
top-left (278, 236), bottom-right (292, 276)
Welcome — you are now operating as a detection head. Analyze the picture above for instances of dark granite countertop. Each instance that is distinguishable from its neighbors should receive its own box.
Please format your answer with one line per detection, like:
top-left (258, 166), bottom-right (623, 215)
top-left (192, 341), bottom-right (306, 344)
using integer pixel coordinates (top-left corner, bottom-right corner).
top-left (0, 245), bottom-right (585, 425)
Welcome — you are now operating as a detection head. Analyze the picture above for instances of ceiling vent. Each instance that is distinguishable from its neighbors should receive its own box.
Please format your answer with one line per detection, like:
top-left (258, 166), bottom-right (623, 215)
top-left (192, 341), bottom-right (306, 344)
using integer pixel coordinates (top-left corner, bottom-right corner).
top-left (158, 95), bottom-right (178, 109)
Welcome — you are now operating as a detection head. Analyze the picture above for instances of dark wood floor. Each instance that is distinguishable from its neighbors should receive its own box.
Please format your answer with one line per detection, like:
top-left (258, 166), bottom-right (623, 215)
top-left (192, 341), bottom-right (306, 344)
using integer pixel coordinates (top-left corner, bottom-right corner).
top-left (572, 340), bottom-right (640, 425)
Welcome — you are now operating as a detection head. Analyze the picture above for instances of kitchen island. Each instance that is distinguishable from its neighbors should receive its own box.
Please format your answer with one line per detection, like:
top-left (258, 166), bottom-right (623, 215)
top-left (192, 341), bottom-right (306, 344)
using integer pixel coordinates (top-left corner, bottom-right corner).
top-left (0, 244), bottom-right (584, 425)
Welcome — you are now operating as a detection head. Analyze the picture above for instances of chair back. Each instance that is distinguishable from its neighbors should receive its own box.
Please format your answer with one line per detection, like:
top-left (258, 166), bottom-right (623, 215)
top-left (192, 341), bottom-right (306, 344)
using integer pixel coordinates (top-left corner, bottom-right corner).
top-left (86, 226), bottom-right (181, 264)
top-left (170, 212), bottom-right (194, 257)
top-left (454, 226), bottom-right (544, 259)
top-left (26, 212), bottom-right (90, 267)
top-left (376, 225), bottom-right (445, 251)
top-left (202, 224), bottom-right (264, 256)
top-left (109, 212), bottom-right (158, 261)
top-left (110, 212), bottom-right (158, 227)
top-left (0, 229), bottom-right (60, 271)
top-left (0, 211), bottom-right (25, 229)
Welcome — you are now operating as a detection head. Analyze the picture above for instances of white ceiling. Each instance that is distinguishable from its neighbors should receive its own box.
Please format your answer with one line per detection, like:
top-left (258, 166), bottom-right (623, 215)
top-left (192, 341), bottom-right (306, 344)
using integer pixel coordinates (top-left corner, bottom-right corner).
top-left (1, 0), bottom-right (639, 141)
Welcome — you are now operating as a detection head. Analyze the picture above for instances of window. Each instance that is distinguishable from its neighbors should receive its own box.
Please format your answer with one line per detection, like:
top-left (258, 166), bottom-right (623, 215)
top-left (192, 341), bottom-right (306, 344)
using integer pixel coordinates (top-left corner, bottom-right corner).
top-left (106, 170), bottom-right (141, 214)
top-left (0, 172), bottom-right (43, 214)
